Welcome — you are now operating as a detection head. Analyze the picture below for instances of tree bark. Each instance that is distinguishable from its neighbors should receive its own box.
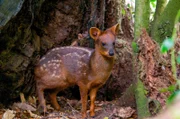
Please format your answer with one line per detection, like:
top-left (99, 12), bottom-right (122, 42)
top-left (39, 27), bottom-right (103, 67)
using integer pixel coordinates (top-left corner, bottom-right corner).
top-left (151, 0), bottom-right (180, 44)
top-left (134, 0), bottom-right (150, 40)
top-left (134, 0), bottom-right (151, 118)
top-left (150, 0), bottom-right (167, 37)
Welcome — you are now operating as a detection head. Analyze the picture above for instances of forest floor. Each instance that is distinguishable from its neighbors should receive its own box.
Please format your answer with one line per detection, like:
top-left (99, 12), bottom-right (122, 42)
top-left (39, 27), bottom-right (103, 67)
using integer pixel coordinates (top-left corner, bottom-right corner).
top-left (0, 96), bottom-right (137, 119)
top-left (0, 30), bottom-right (174, 119)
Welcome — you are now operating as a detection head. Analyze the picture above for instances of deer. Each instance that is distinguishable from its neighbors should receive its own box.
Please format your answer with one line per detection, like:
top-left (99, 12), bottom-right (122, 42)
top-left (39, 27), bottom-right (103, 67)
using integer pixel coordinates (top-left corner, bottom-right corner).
top-left (34, 24), bottom-right (119, 119)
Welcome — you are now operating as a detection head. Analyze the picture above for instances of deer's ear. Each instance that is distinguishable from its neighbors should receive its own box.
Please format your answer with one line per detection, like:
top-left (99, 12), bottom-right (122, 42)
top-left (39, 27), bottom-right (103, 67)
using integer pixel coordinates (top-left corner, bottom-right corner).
top-left (110, 24), bottom-right (119, 35)
top-left (89, 27), bottom-right (101, 40)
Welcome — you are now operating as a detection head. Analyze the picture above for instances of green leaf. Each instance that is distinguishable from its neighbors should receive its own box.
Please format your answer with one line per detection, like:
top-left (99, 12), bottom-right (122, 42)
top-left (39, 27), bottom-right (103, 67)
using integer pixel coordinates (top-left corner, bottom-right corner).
top-left (150, 0), bottom-right (156, 2)
top-left (160, 38), bottom-right (174, 53)
top-left (151, 2), bottom-right (156, 8)
top-left (167, 90), bottom-right (180, 105)
top-left (168, 85), bottom-right (176, 92)
top-left (121, 8), bottom-right (126, 15)
top-left (132, 41), bottom-right (139, 53)
top-left (160, 88), bottom-right (168, 93)
top-left (177, 54), bottom-right (180, 64)
top-left (160, 85), bottom-right (176, 93)
top-left (127, 3), bottom-right (130, 8)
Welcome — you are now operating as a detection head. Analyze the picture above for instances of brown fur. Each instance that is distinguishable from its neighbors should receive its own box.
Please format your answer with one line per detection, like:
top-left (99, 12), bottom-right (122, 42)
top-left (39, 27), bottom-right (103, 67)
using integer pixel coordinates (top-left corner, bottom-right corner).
top-left (35, 24), bottom-right (119, 119)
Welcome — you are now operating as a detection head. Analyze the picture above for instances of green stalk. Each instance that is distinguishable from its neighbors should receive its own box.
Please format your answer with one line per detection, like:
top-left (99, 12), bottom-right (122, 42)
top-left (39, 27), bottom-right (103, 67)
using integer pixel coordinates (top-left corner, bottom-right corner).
top-left (171, 49), bottom-right (177, 80)
top-left (170, 10), bottom-right (180, 88)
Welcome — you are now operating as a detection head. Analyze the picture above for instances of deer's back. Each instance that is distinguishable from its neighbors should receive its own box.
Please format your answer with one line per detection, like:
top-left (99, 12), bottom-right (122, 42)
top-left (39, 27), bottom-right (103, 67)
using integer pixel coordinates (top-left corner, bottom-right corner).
top-left (35, 46), bottom-right (94, 87)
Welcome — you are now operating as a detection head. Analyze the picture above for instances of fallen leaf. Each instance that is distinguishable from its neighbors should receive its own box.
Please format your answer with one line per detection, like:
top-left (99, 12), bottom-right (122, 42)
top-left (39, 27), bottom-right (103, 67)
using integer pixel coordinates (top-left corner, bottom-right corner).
top-left (47, 104), bottom-right (54, 110)
top-left (47, 112), bottom-right (69, 119)
top-left (28, 110), bottom-right (41, 118)
top-left (113, 107), bottom-right (135, 118)
top-left (20, 93), bottom-right (26, 103)
top-left (2, 110), bottom-right (15, 119)
top-left (12, 102), bottom-right (36, 111)
top-left (28, 96), bottom-right (37, 105)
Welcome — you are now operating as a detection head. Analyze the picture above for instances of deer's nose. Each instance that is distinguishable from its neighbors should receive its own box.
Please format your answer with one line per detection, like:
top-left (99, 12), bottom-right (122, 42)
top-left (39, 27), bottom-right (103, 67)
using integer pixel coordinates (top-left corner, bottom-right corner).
top-left (109, 49), bottom-right (114, 56)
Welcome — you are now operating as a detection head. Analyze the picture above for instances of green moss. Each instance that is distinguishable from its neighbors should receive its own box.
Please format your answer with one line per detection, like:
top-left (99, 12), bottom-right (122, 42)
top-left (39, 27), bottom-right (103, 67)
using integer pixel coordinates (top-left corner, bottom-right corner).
top-left (0, 51), bottom-right (14, 67)
top-left (151, 0), bottom-right (180, 43)
top-left (0, 50), bottom-right (28, 72)
top-left (134, 0), bottom-right (150, 40)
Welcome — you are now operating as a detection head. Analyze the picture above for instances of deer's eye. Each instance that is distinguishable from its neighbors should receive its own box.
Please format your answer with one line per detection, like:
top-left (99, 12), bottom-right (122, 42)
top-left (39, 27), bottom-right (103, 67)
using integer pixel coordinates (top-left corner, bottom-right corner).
top-left (102, 42), bottom-right (106, 46)
top-left (113, 42), bottom-right (115, 46)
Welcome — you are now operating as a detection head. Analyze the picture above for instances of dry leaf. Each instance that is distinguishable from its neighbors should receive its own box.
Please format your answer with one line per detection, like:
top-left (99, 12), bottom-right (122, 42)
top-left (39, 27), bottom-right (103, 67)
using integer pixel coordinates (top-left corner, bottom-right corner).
top-left (28, 96), bottom-right (36, 105)
top-left (20, 93), bottom-right (26, 103)
top-left (28, 110), bottom-right (41, 118)
top-left (113, 107), bottom-right (135, 118)
top-left (12, 102), bottom-right (36, 111)
top-left (2, 110), bottom-right (15, 119)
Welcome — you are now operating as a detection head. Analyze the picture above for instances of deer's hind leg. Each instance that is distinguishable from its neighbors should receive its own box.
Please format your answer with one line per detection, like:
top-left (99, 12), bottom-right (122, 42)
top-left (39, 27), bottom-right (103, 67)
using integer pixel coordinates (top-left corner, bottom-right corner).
top-left (36, 82), bottom-right (47, 114)
top-left (48, 88), bottom-right (61, 110)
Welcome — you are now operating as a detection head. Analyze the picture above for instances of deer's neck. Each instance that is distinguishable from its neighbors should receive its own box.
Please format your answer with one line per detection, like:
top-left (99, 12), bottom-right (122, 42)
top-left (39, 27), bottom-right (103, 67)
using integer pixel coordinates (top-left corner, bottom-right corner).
top-left (89, 49), bottom-right (114, 77)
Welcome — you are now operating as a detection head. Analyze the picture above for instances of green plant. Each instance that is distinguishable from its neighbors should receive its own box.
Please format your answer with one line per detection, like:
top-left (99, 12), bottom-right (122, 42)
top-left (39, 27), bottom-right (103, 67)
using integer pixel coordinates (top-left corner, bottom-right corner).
top-left (160, 10), bottom-right (180, 104)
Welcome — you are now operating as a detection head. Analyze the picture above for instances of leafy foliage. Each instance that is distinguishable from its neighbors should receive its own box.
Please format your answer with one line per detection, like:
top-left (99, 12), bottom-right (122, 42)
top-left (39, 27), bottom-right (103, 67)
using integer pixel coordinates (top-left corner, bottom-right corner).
top-left (176, 54), bottom-right (180, 64)
top-left (167, 90), bottom-right (180, 105)
top-left (160, 85), bottom-right (176, 93)
top-left (160, 38), bottom-right (174, 53)
top-left (121, 8), bottom-right (126, 16)
top-left (132, 41), bottom-right (139, 53)
top-left (150, 0), bottom-right (156, 2)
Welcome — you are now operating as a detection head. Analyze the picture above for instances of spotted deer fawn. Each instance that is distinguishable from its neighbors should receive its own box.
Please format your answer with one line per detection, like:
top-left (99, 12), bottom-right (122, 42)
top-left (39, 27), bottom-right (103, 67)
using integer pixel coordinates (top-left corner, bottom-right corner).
top-left (35, 24), bottom-right (119, 119)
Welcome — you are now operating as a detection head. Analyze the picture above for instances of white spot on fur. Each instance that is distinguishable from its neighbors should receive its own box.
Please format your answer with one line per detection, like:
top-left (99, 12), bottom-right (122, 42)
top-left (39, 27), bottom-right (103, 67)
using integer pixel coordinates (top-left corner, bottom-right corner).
top-left (48, 63), bottom-right (52, 66)
top-left (64, 53), bottom-right (72, 57)
top-left (43, 64), bottom-right (46, 68)
top-left (73, 52), bottom-right (81, 57)
top-left (51, 73), bottom-right (55, 77)
top-left (55, 75), bottom-right (60, 78)
top-left (40, 57), bottom-right (46, 61)
top-left (52, 47), bottom-right (60, 51)
top-left (57, 54), bottom-right (61, 57)
top-left (47, 52), bottom-right (51, 55)
top-left (40, 66), bottom-right (43, 70)
top-left (63, 46), bottom-right (91, 56)
top-left (53, 63), bottom-right (56, 66)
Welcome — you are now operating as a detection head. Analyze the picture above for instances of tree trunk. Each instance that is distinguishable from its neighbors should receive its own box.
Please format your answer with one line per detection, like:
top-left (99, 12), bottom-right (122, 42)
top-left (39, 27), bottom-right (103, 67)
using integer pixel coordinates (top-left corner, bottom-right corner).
top-left (151, 0), bottom-right (180, 44)
top-left (150, 0), bottom-right (168, 37)
top-left (134, 0), bottom-right (151, 118)
top-left (134, 0), bottom-right (150, 40)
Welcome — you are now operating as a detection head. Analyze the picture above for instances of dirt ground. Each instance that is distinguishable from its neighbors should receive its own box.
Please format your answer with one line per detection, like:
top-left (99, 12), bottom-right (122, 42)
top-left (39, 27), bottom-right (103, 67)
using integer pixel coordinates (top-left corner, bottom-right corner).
top-left (0, 96), bottom-right (136, 119)
top-left (0, 30), bottom-right (174, 119)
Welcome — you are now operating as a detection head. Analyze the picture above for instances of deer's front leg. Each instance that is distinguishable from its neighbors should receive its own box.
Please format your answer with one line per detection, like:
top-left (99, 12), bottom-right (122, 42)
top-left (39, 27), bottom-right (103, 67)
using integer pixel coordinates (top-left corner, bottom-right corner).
top-left (89, 88), bottom-right (98, 117)
top-left (79, 86), bottom-right (88, 119)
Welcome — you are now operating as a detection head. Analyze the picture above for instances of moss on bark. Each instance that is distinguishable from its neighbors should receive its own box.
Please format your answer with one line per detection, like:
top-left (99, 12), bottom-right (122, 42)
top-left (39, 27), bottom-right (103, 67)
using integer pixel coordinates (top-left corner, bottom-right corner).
top-left (134, 0), bottom-right (150, 40)
top-left (150, 0), bottom-right (167, 37)
top-left (134, 0), bottom-right (151, 118)
top-left (151, 0), bottom-right (180, 44)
